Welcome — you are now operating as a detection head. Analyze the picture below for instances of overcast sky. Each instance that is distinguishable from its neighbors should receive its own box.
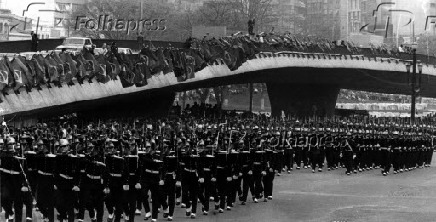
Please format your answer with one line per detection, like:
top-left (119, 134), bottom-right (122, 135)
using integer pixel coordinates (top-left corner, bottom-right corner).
top-left (3, 0), bottom-right (434, 35)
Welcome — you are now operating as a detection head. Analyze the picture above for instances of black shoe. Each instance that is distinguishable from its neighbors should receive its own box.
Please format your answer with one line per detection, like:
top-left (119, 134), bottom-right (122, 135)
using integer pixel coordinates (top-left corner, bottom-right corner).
top-left (186, 211), bottom-right (191, 217)
top-left (241, 201), bottom-right (246, 205)
top-left (215, 204), bottom-right (219, 210)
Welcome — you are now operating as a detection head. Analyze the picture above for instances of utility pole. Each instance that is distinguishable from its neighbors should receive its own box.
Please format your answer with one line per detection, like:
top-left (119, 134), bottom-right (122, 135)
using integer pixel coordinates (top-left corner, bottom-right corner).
top-left (249, 83), bottom-right (253, 113)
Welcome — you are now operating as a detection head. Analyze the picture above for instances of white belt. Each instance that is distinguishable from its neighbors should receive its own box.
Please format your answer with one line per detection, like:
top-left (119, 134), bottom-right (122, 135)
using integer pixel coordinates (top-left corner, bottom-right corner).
top-left (0, 168), bottom-right (20, 175)
top-left (184, 168), bottom-right (196, 173)
top-left (166, 171), bottom-right (175, 175)
top-left (87, 174), bottom-right (101, 180)
top-left (110, 173), bottom-right (122, 177)
top-left (38, 170), bottom-right (53, 176)
top-left (203, 168), bottom-right (211, 171)
top-left (129, 173), bottom-right (135, 176)
top-left (59, 174), bottom-right (73, 180)
top-left (146, 169), bottom-right (159, 174)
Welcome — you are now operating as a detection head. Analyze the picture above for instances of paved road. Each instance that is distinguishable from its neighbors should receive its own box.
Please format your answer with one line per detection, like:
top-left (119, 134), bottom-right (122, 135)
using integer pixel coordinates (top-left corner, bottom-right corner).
top-left (4, 155), bottom-right (436, 222)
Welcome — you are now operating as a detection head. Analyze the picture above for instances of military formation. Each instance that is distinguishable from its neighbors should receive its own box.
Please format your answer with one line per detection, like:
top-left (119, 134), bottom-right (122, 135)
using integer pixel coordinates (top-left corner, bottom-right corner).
top-left (0, 115), bottom-right (434, 222)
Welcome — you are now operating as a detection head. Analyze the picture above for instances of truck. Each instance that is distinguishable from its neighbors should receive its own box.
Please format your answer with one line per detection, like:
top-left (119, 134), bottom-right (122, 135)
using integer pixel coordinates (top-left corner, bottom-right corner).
top-left (55, 37), bottom-right (94, 54)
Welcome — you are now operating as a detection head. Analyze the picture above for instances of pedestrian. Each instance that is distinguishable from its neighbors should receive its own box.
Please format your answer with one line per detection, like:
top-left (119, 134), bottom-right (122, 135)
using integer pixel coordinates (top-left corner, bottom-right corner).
top-left (31, 31), bottom-right (38, 52)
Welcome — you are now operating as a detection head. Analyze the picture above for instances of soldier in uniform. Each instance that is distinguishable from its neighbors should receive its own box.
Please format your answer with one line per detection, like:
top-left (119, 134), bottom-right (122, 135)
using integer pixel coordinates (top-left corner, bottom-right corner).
top-left (36, 137), bottom-right (56, 222)
top-left (138, 139), bottom-right (165, 222)
top-left (283, 130), bottom-right (294, 173)
top-left (162, 138), bottom-right (178, 220)
top-left (183, 138), bottom-right (200, 218)
top-left (198, 142), bottom-right (216, 215)
top-left (1, 136), bottom-right (28, 222)
top-left (22, 133), bottom-right (37, 222)
top-left (342, 133), bottom-right (354, 175)
top-left (308, 129), bottom-right (320, 173)
top-left (238, 137), bottom-right (254, 205)
top-left (55, 138), bottom-right (80, 222)
top-left (124, 137), bottom-right (140, 222)
top-left (81, 141), bottom-right (106, 222)
top-left (104, 140), bottom-right (126, 222)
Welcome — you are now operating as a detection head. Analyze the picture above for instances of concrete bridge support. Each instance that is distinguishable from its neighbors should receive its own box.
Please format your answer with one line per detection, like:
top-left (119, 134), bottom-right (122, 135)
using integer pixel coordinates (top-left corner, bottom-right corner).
top-left (266, 83), bottom-right (340, 118)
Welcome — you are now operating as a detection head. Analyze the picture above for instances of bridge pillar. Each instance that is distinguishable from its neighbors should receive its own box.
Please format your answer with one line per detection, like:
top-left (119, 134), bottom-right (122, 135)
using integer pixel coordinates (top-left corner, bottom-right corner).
top-left (266, 83), bottom-right (339, 118)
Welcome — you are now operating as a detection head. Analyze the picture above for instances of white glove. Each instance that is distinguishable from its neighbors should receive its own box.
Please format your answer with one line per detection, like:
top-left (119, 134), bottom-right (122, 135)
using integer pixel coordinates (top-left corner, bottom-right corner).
top-left (261, 171), bottom-right (266, 176)
top-left (21, 186), bottom-right (29, 192)
top-left (159, 180), bottom-right (164, 186)
top-left (274, 170), bottom-right (278, 173)
top-left (226, 177), bottom-right (232, 182)
top-left (232, 175), bottom-right (238, 180)
top-left (54, 185), bottom-right (58, 190)
top-left (123, 185), bottom-right (129, 191)
top-left (72, 186), bottom-right (80, 192)
top-left (103, 188), bottom-right (110, 194)
top-left (211, 177), bottom-right (216, 182)
top-left (176, 181), bottom-right (181, 187)
top-left (239, 172), bottom-right (242, 177)
top-left (135, 183), bottom-right (141, 189)
top-left (248, 170), bottom-right (253, 175)
top-left (269, 168), bottom-right (273, 172)
top-left (199, 178), bottom-right (204, 183)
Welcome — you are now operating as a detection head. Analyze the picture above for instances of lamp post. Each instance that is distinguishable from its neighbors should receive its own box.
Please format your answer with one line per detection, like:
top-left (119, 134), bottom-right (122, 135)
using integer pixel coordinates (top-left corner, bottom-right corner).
top-left (406, 42), bottom-right (423, 124)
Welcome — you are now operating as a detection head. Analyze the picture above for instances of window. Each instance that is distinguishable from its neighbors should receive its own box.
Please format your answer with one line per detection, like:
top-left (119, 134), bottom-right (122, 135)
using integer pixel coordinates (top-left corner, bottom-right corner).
top-left (0, 23), bottom-right (3, 33)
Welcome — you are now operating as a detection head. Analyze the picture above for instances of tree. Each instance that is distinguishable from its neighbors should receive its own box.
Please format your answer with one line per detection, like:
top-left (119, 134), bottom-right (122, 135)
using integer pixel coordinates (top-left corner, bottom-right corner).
top-left (65, 0), bottom-right (193, 41)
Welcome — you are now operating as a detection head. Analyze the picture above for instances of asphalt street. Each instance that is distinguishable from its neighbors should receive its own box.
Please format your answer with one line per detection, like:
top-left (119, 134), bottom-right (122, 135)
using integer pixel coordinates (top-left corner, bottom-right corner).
top-left (4, 155), bottom-right (436, 222)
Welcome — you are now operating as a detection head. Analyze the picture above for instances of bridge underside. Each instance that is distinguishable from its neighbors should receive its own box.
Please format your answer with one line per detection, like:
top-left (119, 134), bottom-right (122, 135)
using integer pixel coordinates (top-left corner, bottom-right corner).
top-left (3, 65), bottom-right (436, 121)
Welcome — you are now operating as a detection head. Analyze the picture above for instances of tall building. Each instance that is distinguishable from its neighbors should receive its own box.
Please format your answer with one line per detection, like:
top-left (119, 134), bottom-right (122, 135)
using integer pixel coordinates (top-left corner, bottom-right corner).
top-left (306, 0), bottom-right (394, 42)
top-left (306, 0), bottom-right (342, 40)
top-left (1, 0), bottom-right (85, 39)
top-left (271, 0), bottom-right (307, 34)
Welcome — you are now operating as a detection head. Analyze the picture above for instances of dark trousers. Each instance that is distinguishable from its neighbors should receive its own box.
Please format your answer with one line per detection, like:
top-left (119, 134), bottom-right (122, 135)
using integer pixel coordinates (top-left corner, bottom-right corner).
top-left (310, 151), bottom-right (321, 170)
top-left (141, 176), bottom-right (162, 220)
top-left (198, 171), bottom-right (213, 212)
top-left (380, 149), bottom-right (391, 173)
top-left (302, 146), bottom-right (309, 166)
top-left (163, 173), bottom-right (176, 216)
top-left (36, 174), bottom-right (54, 221)
top-left (56, 178), bottom-right (76, 222)
top-left (214, 168), bottom-right (229, 209)
top-left (241, 168), bottom-right (255, 202)
top-left (284, 149), bottom-right (294, 170)
top-left (82, 177), bottom-right (104, 222)
top-left (105, 177), bottom-right (125, 222)
top-left (184, 171), bottom-right (199, 214)
top-left (294, 147), bottom-right (302, 168)
top-left (343, 151), bottom-right (354, 174)
top-left (392, 150), bottom-right (401, 171)
top-left (263, 170), bottom-right (274, 197)
top-left (252, 167), bottom-right (263, 199)
top-left (325, 147), bottom-right (333, 169)
top-left (181, 171), bottom-right (189, 206)
top-left (1, 173), bottom-right (23, 221)
top-left (126, 181), bottom-right (138, 222)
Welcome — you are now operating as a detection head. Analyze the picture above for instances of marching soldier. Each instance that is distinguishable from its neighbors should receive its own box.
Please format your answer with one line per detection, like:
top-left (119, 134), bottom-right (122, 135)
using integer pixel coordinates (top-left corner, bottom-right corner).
top-left (198, 143), bottom-right (216, 215)
top-left (162, 139), bottom-right (178, 220)
top-left (36, 137), bottom-right (56, 222)
top-left (104, 140), bottom-right (126, 222)
top-left (283, 130), bottom-right (294, 173)
top-left (138, 139), bottom-right (165, 222)
top-left (55, 138), bottom-right (80, 222)
top-left (81, 141), bottom-right (106, 222)
top-left (1, 137), bottom-right (28, 222)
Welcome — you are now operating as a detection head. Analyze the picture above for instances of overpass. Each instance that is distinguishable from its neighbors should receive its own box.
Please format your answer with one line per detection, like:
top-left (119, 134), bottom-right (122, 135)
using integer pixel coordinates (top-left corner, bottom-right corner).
top-left (0, 40), bottom-right (435, 121)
